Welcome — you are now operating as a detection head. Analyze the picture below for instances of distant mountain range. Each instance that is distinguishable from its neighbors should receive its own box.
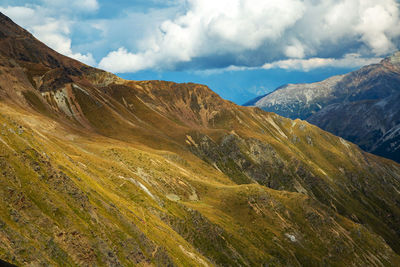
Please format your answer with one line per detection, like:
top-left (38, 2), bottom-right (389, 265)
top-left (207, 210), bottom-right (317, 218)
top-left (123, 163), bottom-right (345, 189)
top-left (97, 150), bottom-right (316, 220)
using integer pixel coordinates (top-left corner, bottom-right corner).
top-left (1, 12), bottom-right (400, 266)
top-left (245, 52), bottom-right (400, 163)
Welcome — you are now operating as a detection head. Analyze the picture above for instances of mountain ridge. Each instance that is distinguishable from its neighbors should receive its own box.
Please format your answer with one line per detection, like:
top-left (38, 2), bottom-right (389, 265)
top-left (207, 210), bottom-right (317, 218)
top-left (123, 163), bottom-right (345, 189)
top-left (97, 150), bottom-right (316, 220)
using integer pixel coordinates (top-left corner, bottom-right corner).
top-left (246, 52), bottom-right (400, 163)
top-left (1, 12), bottom-right (400, 266)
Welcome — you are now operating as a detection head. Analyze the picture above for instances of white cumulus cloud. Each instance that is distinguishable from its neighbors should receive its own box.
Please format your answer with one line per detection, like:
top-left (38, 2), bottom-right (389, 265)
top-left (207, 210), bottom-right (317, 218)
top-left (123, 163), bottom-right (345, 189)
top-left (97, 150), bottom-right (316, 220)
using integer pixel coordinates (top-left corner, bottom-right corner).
top-left (355, 2), bottom-right (400, 55)
top-left (99, 0), bottom-right (306, 72)
top-left (99, 0), bottom-right (400, 73)
top-left (2, 0), bottom-right (400, 73)
top-left (98, 48), bottom-right (155, 73)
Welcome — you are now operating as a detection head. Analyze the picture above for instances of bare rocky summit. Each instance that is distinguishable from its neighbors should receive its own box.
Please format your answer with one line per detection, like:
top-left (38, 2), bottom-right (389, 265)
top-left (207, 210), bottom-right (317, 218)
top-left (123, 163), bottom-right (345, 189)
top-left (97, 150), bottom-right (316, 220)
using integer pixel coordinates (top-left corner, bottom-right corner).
top-left (246, 51), bottom-right (400, 163)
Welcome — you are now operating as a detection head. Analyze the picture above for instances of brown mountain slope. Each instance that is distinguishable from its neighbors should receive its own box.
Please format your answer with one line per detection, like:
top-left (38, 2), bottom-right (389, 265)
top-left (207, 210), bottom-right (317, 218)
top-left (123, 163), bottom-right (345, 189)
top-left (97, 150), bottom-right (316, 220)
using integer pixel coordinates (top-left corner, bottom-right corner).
top-left (1, 12), bottom-right (400, 266)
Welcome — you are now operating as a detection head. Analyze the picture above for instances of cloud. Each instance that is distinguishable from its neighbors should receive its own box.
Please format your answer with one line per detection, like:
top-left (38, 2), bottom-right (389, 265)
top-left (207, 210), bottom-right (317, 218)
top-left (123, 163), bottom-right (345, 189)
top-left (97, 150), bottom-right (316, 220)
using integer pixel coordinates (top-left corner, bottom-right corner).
top-left (284, 39), bottom-right (306, 59)
top-left (262, 53), bottom-right (382, 71)
top-left (99, 0), bottom-right (306, 72)
top-left (0, 6), bottom-right (37, 23)
top-left (0, 3), bottom-right (97, 66)
top-left (99, 0), bottom-right (400, 73)
top-left (40, 0), bottom-right (99, 12)
top-left (193, 53), bottom-right (383, 73)
top-left (2, 0), bottom-right (400, 73)
top-left (30, 19), bottom-right (96, 65)
top-left (355, 2), bottom-right (400, 55)
top-left (98, 47), bottom-right (154, 73)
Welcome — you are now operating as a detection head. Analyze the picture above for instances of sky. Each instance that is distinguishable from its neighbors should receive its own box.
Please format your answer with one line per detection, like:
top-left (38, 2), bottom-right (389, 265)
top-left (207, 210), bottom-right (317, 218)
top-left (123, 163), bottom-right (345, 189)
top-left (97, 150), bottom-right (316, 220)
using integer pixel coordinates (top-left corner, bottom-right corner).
top-left (1, 0), bottom-right (400, 104)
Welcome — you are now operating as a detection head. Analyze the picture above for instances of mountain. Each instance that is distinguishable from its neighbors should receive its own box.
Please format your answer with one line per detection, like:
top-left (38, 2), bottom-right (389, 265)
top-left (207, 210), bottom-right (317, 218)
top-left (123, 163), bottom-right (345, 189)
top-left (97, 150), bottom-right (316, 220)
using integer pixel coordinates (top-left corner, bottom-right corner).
top-left (246, 53), bottom-right (400, 163)
top-left (1, 12), bottom-right (400, 266)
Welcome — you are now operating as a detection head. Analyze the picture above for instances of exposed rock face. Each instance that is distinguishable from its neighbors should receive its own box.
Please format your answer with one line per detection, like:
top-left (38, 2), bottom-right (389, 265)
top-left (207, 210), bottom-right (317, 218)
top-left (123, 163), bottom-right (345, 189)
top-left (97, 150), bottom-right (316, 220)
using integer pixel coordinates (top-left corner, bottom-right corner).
top-left (1, 12), bottom-right (400, 266)
top-left (244, 75), bottom-right (346, 119)
top-left (246, 52), bottom-right (400, 163)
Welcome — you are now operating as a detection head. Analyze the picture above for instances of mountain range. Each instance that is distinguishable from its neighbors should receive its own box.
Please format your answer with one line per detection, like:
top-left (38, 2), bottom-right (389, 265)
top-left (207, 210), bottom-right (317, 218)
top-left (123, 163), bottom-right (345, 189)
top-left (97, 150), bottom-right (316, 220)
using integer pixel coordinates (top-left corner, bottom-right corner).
top-left (1, 12), bottom-right (400, 266)
top-left (245, 53), bottom-right (400, 163)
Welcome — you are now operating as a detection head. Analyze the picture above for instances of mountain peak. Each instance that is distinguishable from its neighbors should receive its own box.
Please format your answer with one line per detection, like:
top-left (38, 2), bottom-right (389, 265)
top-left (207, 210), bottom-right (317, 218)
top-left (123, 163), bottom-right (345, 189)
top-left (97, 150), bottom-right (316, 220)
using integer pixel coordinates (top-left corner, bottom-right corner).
top-left (0, 11), bottom-right (32, 39)
top-left (248, 49), bottom-right (400, 163)
top-left (388, 51), bottom-right (400, 64)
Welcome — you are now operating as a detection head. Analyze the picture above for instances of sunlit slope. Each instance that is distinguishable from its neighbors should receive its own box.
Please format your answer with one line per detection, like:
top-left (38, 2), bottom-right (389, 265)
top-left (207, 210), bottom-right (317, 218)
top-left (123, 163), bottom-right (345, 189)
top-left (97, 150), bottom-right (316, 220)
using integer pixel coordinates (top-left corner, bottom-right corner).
top-left (1, 11), bottom-right (400, 266)
top-left (1, 102), bottom-right (399, 266)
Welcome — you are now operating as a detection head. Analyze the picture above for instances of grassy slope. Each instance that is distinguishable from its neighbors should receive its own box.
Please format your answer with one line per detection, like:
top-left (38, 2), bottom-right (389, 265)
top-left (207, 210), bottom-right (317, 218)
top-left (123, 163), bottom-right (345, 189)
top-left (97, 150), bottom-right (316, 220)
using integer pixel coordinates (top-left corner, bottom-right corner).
top-left (0, 98), bottom-right (399, 266)
top-left (0, 12), bottom-right (400, 265)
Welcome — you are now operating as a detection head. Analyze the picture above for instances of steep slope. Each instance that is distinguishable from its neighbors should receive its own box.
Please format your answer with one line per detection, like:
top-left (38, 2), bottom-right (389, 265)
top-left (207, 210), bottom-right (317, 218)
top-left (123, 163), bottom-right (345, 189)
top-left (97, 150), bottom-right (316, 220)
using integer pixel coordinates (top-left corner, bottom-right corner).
top-left (1, 12), bottom-right (400, 266)
top-left (307, 91), bottom-right (400, 160)
top-left (246, 52), bottom-right (400, 162)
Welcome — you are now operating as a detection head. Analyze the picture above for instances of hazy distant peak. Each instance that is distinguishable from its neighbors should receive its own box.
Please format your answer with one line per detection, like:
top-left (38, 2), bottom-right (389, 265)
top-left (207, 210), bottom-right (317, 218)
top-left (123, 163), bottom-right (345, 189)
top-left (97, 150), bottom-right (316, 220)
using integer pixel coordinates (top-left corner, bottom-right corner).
top-left (388, 51), bottom-right (400, 64)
